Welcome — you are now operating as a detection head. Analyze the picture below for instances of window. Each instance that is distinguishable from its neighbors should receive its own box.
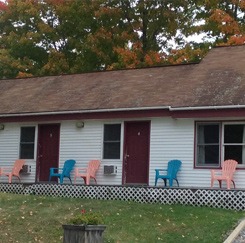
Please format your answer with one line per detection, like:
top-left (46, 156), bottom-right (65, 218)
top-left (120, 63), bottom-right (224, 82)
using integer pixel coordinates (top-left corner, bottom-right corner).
top-left (224, 124), bottom-right (245, 165)
top-left (20, 127), bottom-right (35, 159)
top-left (196, 123), bottom-right (220, 166)
top-left (196, 122), bottom-right (245, 168)
top-left (103, 124), bottom-right (121, 159)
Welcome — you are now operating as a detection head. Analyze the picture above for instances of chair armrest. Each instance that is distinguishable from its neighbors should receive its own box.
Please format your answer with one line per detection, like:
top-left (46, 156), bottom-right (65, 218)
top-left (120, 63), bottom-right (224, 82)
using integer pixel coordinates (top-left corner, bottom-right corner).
top-left (50, 168), bottom-right (62, 173)
top-left (211, 169), bottom-right (221, 176)
top-left (155, 169), bottom-right (167, 177)
top-left (1, 166), bottom-right (12, 173)
top-left (75, 168), bottom-right (87, 173)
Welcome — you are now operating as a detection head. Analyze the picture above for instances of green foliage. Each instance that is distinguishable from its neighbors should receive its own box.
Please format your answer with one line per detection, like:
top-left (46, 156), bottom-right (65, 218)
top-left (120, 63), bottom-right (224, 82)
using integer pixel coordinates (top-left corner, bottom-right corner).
top-left (70, 211), bottom-right (103, 225)
top-left (0, 0), bottom-right (244, 78)
top-left (0, 0), bottom-right (196, 78)
top-left (191, 0), bottom-right (245, 44)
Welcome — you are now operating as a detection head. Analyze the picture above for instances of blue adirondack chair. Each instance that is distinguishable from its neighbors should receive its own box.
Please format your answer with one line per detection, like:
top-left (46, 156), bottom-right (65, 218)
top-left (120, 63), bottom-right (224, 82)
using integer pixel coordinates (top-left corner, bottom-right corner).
top-left (155, 160), bottom-right (182, 187)
top-left (49, 159), bottom-right (76, 184)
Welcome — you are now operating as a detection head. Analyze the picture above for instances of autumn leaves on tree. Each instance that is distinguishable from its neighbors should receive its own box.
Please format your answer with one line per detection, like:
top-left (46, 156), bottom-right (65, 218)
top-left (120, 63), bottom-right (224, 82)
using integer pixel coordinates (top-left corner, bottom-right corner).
top-left (0, 0), bottom-right (244, 79)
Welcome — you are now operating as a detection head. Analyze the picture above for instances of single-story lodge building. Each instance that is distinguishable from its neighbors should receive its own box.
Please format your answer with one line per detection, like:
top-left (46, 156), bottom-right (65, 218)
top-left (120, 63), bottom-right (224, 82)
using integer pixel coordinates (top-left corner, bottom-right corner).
top-left (0, 45), bottom-right (244, 189)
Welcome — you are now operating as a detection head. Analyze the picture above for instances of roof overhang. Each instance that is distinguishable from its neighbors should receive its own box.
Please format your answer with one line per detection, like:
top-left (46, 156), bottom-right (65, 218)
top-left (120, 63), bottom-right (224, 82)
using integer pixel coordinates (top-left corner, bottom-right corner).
top-left (0, 106), bottom-right (170, 118)
top-left (169, 105), bottom-right (245, 111)
top-left (0, 105), bottom-right (244, 122)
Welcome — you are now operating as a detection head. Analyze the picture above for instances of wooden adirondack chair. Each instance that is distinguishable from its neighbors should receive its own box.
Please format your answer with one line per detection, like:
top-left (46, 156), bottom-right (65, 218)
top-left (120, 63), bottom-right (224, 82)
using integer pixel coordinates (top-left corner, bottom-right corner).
top-left (1, 159), bottom-right (25, 183)
top-left (155, 160), bottom-right (182, 187)
top-left (211, 159), bottom-right (238, 189)
top-left (74, 160), bottom-right (100, 185)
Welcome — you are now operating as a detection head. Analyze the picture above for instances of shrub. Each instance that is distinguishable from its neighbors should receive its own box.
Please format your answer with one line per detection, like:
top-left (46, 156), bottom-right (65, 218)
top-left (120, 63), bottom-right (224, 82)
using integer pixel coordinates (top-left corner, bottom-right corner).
top-left (69, 210), bottom-right (103, 225)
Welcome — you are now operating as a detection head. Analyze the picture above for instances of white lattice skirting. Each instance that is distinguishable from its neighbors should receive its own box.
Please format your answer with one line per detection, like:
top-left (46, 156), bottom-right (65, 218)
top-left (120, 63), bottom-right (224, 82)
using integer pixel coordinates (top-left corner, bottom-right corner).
top-left (0, 183), bottom-right (244, 211)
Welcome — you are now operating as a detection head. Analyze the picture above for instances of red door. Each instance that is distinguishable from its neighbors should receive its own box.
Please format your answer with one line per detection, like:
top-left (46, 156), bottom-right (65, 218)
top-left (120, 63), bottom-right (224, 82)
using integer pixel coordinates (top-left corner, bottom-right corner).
top-left (37, 124), bottom-right (60, 182)
top-left (123, 121), bottom-right (150, 185)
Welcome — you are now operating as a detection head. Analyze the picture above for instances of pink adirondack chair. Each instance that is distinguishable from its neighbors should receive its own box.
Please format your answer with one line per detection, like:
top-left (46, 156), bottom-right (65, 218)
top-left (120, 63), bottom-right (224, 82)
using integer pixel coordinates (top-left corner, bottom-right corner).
top-left (210, 159), bottom-right (238, 189)
top-left (1, 159), bottom-right (25, 183)
top-left (74, 160), bottom-right (100, 185)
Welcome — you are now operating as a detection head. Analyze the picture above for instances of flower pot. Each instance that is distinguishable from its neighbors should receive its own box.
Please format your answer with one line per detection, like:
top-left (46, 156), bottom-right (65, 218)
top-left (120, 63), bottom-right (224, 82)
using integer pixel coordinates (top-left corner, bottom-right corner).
top-left (62, 224), bottom-right (106, 243)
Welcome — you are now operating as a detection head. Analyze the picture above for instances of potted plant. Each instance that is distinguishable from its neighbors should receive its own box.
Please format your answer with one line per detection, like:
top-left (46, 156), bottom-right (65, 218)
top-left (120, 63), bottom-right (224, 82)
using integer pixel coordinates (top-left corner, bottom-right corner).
top-left (62, 209), bottom-right (106, 243)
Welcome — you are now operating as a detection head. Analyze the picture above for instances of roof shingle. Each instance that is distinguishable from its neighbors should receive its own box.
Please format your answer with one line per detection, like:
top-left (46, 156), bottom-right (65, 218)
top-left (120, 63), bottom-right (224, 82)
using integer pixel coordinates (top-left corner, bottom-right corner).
top-left (0, 45), bottom-right (244, 115)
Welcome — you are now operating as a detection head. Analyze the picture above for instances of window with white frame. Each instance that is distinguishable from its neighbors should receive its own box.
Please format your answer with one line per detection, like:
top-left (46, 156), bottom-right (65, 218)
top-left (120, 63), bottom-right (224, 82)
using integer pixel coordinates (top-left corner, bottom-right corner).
top-left (223, 124), bottom-right (245, 165)
top-left (196, 123), bottom-right (220, 166)
top-left (20, 126), bottom-right (35, 159)
top-left (196, 122), bottom-right (245, 167)
top-left (103, 124), bottom-right (121, 159)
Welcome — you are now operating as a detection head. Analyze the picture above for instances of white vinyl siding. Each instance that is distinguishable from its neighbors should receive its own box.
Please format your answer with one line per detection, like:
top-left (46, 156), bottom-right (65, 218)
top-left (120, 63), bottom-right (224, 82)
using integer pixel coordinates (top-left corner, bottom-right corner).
top-left (150, 118), bottom-right (194, 187)
top-left (1, 118), bottom-right (245, 188)
top-left (59, 120), bottom-right (123, 185)
top-left (0, 123), bottom-right (37, 183)
top-left (149, 118), bottom-right (245, 188)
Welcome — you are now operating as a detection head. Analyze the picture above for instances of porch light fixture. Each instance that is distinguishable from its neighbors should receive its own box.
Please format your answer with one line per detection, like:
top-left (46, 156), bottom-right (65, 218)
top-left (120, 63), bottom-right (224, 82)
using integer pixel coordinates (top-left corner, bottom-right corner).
top-left (0, 124), bottom-right (4, 130)
top-left (76, 121), bottom-right (84, 128)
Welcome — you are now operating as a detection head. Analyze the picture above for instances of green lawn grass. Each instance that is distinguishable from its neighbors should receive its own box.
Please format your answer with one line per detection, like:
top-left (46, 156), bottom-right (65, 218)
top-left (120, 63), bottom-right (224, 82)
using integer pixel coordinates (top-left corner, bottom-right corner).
top-left (0, 192), bottom-right (244, 243)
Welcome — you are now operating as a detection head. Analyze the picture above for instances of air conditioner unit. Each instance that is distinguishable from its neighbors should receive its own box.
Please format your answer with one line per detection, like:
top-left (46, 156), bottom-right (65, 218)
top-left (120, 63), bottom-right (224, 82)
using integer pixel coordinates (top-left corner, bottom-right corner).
top-left (104, 165), bottom-right (117, 175)
top-left (21, 165), bottom-right (31, 174)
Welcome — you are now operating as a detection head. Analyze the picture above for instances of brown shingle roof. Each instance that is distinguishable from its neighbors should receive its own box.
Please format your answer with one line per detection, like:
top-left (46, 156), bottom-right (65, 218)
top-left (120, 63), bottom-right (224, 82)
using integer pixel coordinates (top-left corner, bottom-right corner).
top-left (0, 45), bottom-right (244, 115)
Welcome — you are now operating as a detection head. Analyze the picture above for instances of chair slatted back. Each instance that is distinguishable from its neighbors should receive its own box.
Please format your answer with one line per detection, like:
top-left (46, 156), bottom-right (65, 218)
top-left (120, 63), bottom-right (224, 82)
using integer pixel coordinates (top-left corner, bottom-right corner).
top-left (222, 159), bottom-right (237, 178)
top-left (12, 160), bottom-right (25, 176)
top-left (167, 160), bottom-right (182, 178)
top-left (62, 160), bottom-right (76, 177)
top-left (87, 160), bottom-right (100, 177)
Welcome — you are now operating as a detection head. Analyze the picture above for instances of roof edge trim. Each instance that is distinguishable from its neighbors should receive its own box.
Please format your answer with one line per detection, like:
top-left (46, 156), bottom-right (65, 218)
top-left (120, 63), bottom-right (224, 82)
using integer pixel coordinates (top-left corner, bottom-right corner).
top-left (170, 105), bottom-right (245, 111)
top-left (0, 106), bottom-right (170, 117)
top-left (0, 105), bottom-right (244, 118)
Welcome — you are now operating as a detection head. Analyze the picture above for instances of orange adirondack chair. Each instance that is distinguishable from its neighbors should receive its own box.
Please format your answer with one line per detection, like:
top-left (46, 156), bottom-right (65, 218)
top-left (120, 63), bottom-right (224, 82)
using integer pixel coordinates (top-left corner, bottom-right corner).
top-left (1, 159), bottom-right (25, 183)
top-left (210, 159), bottom-right (238, 189)
top-left (74, 160), bottom-right (100, 185)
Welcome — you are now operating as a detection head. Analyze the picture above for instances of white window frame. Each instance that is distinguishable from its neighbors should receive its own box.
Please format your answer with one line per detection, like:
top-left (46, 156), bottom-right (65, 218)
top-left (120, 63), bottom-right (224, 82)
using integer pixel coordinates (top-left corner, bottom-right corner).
top-left (222, 122), bottom-right (245, 168)
top-left (102, 123), bottom-right (122, 160)
top-left (195, 122), bottom-right (221, 168)
top-left (19, 126), bottom-right (36, 160)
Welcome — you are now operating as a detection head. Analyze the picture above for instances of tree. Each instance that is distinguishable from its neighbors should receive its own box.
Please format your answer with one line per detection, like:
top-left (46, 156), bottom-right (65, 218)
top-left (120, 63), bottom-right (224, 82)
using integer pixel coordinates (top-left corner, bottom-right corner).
top-left (0, 0), bottom-right (99, 77)
top-left (95, 0), bottom-right (198, 69)
top-left (192, 0), bottom-right (245, 45)
top-left (0, 0), bottom-right (199, 77)
top-left (0, 0), bottom-right (48, 77)
top-left (0, 0), bottom-right (244, 79)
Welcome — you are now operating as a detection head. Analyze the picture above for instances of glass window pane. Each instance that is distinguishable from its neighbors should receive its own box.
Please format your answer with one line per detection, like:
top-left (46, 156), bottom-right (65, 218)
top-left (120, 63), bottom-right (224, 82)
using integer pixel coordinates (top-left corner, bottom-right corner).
top-left (224, 125), bottom-right (244, 143)
top-left (204, 145), bottom-right (220, 164)
top-left (104, 124), bottom-right (121, 141)
top-left (196, 123), bottom-right (220, 166)
top-left (197, 145), bottom-right (219, 165)
top-left (103, 124), bottom-right (121, 159)
top-left (224, 145), bottom-right (242, 164)
top-left (103, 142), bottom-right (120, 159)
top-left (20, 126), bottom-right (35, 159)
top-left (198, 124), bottom-right (219, 144)
top-left (20, 144), bottom-right (34, 159)
top-left (21, 127), bottom-right (35, 142)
